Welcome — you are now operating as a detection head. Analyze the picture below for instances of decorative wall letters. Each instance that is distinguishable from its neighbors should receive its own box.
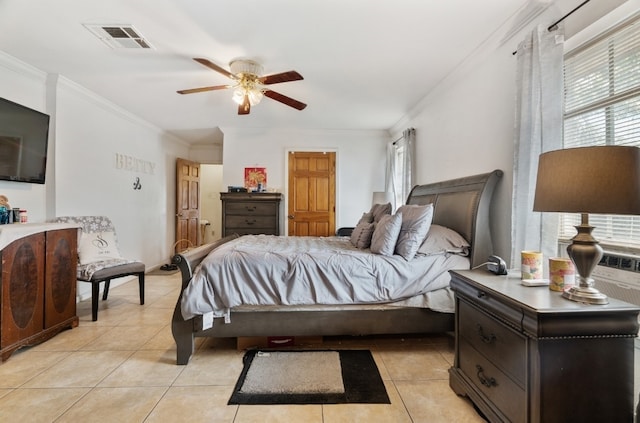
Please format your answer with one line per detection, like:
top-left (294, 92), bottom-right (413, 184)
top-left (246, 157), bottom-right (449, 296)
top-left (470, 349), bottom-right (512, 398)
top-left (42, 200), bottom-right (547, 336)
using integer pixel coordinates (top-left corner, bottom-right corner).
top-left (114, 153), bottom-right (156, 175)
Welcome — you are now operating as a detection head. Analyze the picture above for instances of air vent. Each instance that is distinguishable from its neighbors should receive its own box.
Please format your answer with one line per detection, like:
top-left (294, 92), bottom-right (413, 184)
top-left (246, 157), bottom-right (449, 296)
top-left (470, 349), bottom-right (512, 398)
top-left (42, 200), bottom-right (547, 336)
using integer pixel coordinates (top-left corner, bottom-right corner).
top-left (83, 24), bottom-right (153, 49)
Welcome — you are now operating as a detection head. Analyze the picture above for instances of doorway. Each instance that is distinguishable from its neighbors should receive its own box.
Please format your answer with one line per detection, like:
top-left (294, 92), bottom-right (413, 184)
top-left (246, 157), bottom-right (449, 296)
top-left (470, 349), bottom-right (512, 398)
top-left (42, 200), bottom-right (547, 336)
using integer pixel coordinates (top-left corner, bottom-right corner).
top-left (287, 151), bottom-right (336, 236)
top-left (175, 158), bottom-right (200, 253)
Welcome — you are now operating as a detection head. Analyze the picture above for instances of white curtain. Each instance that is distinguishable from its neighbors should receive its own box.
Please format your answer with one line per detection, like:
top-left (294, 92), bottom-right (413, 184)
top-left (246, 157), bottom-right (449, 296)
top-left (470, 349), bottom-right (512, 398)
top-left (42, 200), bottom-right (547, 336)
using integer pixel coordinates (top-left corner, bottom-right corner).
top-left (386, 128), bottom-right (416, 209)
top-left (385, 142), bottom-right (397, 209)
top-left (510, 24), bottom-right (564, 269)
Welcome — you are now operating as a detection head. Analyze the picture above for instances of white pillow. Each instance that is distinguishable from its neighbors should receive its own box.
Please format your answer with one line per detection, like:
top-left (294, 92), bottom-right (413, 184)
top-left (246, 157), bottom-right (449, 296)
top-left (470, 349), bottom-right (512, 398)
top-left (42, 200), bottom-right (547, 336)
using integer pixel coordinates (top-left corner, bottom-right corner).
top-left (78, 231), bottom-right (123, 264)
top-left (417, 224), bottom-right (470, 256)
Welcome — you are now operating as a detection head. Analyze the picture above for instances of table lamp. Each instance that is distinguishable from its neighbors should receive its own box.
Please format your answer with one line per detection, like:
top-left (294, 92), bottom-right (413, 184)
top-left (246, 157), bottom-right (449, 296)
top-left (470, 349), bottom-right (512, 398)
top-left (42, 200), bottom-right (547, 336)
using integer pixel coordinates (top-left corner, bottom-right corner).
top-left (533, 146), bottom-right (640, 304)
top-left (372, 191), bottom-right (394, 207)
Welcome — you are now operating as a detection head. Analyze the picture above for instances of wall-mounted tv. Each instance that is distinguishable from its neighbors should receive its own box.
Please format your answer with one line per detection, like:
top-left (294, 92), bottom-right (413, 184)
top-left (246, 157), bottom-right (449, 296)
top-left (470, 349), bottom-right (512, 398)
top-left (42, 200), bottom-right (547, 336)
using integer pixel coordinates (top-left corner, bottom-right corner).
top-left (0, 97), bottom-right (50, 184)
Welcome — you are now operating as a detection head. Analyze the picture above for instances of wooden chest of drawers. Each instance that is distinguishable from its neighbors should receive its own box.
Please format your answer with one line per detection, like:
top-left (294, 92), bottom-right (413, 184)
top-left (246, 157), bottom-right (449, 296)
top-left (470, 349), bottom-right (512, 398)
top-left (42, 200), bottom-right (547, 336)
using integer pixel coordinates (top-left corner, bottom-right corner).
top-left (221, 192), bottom-right (282, 237)
top-left (449, 269), bottom-right (639, 423)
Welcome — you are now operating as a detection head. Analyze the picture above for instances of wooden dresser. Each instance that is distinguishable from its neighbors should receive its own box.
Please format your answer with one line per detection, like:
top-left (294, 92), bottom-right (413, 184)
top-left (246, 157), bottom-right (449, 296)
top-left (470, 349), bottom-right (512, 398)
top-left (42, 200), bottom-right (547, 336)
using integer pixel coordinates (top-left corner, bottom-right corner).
top-left (221, 192), bottom-right (282, 237)
top-left (449, 269), bottom-right (639, 423)
top-left (0, 223), bottom-right (79, 361)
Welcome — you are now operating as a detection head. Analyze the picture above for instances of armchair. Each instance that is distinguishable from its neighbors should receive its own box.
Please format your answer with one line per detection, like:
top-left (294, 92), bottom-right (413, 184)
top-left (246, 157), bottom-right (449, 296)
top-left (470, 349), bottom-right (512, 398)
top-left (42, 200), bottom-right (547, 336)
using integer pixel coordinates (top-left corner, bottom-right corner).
top-left (53, 216), bottom-right (145, 321)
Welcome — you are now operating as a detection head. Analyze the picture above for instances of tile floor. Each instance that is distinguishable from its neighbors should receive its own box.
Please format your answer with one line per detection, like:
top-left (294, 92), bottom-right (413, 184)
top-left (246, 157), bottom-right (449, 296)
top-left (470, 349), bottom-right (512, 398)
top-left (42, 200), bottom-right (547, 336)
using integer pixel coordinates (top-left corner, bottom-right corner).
top-left (0, 272), bottom-right (637, 422)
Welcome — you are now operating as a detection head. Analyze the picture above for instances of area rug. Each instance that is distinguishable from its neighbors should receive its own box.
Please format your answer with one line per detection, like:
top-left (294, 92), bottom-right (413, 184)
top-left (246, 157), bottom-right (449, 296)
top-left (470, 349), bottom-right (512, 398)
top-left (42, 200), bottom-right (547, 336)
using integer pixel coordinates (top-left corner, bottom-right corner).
top-left (228, 349), bottom-right (390, 405)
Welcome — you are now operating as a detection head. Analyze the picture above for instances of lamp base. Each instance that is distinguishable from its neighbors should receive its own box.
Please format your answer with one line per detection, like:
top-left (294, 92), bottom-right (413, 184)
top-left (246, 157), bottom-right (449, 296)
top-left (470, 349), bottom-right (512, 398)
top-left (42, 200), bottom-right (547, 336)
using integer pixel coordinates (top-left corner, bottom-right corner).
top-left (563, 215), bottom-right (608, 305)
top-left (562, 284), bottom-right (608, 305)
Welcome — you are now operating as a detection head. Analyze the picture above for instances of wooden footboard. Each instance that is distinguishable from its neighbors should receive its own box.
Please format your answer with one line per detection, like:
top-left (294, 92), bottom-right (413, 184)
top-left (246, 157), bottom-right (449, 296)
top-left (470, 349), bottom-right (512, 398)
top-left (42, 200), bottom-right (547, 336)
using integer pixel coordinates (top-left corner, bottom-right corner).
top-left (171, 234), bottom-right (239, 365)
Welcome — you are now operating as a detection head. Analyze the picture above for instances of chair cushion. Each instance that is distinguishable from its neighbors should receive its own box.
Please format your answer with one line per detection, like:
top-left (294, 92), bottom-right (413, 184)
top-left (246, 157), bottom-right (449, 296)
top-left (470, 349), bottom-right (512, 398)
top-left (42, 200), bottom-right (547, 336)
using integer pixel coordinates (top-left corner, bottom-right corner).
top-left (78, 260), bottom-right (144, 282)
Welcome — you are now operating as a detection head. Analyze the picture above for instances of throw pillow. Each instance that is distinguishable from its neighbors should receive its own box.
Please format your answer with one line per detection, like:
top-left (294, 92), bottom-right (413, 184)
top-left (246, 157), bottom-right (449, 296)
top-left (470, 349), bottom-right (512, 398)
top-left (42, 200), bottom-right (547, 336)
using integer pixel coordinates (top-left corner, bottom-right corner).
top-left (78, 231), bottom-right (123, 264)
top-left (357, 211), bottom-right (374, 225)
top-left (350, 221), bottom-right (376, 249)
top-left (370, 212), bottom-right (403, 256)
top-left (417, 224), bottom-right (470, 256)
top-left (370, 202), bottom-right (392, 222)
top-left (395, 204), bottom-right (434, 261)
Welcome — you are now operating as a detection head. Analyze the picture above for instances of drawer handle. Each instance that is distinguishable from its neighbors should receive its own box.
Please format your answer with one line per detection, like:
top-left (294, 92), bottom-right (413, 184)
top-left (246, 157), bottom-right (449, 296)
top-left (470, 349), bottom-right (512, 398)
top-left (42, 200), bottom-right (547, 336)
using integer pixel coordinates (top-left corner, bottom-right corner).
top-left (245, 207), bottom-right (256, 212)
top-left (477, 291), bottom-right (486, 299)
top-left (245, 220), bottom-right (256, 225)
top-left (476, 324), bottom-right (496, 344)
top-left (476, 365), bottom-right (498, 388)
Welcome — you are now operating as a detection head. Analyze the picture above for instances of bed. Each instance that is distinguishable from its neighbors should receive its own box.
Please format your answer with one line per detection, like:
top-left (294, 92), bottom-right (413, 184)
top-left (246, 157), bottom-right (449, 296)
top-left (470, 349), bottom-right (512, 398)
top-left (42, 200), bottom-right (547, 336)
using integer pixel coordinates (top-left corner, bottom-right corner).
top-left (171, 169), bottom-right (503, 364)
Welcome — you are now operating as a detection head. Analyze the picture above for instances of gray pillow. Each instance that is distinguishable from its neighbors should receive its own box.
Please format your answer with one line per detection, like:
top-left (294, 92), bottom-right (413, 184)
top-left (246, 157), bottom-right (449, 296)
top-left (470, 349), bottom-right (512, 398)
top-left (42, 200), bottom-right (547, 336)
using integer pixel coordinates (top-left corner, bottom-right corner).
top-left (370, 212), bottom-right (403, 256)
top-left (394, 204), bottom-right (434, 261)
top-left (357, 212), bottom-right (374, 225)
top-left (417, 224), bottom-right (470, 256)
top-left (370, 202), bottom-right (392, 222)
top-left (350, 221), bottom-right (376, 249)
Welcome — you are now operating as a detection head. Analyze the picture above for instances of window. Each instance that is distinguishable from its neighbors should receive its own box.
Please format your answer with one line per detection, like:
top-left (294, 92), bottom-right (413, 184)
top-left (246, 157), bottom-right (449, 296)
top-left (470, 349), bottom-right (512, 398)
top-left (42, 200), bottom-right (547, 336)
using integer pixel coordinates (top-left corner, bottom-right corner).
top-left (392, 142), bottom-right (407, 208)
top-left (561, 16), bottom-right (640, 248)
top-left (389, 128), bottom-right (415, 209)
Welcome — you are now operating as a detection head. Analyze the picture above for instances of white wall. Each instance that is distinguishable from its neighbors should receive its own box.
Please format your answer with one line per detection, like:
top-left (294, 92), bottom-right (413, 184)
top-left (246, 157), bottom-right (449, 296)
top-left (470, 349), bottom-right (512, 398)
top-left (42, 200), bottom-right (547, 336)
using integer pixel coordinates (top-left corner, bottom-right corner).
top-left (0, 52), bottom-right (48, 221)
top-left (0, 52), bottom-right (190, 300)
top-left (390, 0), bottom-right (638, 264)
top-left (221, 127), bottom-right (388, 231)
top-left (53, 77), bottom-right (190, 267)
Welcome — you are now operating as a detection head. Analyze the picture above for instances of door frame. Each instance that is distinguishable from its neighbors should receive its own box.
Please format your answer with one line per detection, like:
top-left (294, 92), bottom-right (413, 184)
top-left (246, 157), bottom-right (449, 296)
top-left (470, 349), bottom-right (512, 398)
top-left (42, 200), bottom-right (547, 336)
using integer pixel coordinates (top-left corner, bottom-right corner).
top-left (284, 147), bottom-right (339, 236)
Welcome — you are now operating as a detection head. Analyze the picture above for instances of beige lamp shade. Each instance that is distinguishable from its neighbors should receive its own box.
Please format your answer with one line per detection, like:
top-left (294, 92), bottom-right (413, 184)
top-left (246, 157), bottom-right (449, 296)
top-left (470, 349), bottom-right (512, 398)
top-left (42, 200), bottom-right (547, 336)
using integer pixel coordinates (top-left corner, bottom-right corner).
top-left (372, 191), bottom-right (393, 206)
top-left (533, 146), bottom-right (640, 215)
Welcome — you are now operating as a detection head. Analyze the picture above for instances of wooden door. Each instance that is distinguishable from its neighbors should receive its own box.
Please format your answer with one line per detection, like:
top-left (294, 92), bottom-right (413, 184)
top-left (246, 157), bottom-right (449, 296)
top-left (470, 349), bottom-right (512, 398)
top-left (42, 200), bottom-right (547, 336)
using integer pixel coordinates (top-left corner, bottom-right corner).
top-left (287, 151), bottom-right (336, 236)
top-left (176, 158), bottom-right (200, 253)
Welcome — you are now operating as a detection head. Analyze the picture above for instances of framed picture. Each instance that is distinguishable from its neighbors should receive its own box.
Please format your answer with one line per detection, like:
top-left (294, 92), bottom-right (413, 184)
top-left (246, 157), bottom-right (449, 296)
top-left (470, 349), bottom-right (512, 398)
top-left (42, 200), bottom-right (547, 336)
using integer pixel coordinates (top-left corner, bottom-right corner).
top-left (244, 167), bottom-right (267, 191)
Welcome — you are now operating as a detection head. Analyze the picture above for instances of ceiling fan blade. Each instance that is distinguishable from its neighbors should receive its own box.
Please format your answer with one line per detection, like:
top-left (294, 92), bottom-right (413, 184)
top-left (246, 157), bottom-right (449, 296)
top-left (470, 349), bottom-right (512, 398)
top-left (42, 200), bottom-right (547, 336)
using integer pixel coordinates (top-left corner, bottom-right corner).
top-left (177, 85), bottom-right (230, 95)
top-left (260, 71), bottom-right (303, 85)
top-left (193, 58), bottom-right (236, 80)
top-left (238, 94), bottom-right (251, 115)
top-left (264, 90), bottom-right (307, 110)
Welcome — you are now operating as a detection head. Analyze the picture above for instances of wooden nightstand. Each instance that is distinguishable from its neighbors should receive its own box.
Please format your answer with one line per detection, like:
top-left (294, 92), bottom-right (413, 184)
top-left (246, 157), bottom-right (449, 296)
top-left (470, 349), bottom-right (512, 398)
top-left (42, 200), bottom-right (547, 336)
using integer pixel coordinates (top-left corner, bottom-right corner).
top-left (449, 269), bottom-right (639, 423)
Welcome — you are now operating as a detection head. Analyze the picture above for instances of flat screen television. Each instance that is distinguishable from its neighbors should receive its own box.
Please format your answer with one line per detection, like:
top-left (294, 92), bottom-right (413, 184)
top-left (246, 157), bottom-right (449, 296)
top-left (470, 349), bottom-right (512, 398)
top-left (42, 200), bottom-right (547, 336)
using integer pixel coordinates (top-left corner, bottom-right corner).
top-left (0, 97), bottom-right (50, 184)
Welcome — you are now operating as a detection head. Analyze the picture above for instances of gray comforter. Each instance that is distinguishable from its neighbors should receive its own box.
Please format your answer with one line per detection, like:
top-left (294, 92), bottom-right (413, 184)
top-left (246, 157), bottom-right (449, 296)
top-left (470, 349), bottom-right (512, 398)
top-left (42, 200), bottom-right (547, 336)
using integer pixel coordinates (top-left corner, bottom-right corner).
top-left (180, 234), bottom-right (469, 320)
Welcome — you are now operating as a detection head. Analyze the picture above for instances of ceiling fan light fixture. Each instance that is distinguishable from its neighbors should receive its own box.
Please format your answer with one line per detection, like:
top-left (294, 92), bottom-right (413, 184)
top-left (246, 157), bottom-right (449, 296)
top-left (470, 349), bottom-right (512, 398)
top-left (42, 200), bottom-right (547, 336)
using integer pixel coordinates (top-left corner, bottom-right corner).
top-left (229, 59), bottom-right (263, 76)
top-left (179, 57), bottom-right (306, 114)
top-left (232, 86), bottom-right (263, 106)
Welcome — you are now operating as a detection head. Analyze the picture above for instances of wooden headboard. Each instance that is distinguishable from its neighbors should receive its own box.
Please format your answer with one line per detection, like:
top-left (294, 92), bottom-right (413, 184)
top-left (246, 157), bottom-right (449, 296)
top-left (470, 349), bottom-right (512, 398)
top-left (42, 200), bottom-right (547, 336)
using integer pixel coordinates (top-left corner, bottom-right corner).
top-left (406, 170), bottom-right (503, 268)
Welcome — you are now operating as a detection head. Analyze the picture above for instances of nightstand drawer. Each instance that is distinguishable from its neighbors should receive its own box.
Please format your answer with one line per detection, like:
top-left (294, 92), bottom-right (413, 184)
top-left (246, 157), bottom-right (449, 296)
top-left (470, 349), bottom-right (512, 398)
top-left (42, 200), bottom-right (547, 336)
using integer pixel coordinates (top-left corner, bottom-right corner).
top-left (459, 299), bottom-right (526, 385)
top-left (225, 202), bottom-right (277, 216)
top-left (459, 338), bottom-right (526, 423)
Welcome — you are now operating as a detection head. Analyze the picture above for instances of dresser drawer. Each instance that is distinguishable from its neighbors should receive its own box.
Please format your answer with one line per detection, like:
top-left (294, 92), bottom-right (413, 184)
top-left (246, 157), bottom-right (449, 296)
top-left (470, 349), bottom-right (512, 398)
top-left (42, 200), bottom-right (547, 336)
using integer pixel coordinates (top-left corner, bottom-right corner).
top-left (458, 299), bottom-right (526, 386)
top-left (225, 202), bottom-right (277, 216)
top-left (459, 338), bottom-right (526, 423)
top-left (225, 228), bottom-right (279, 236)
top-left (225, 215), bottom-right (277, 229)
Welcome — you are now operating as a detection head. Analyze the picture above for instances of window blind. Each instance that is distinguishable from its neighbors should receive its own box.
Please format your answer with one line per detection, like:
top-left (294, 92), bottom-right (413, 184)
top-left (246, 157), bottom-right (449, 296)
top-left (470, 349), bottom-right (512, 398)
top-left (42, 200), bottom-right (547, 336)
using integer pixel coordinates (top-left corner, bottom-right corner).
top-left (561, 16), bottom-right (640, 247)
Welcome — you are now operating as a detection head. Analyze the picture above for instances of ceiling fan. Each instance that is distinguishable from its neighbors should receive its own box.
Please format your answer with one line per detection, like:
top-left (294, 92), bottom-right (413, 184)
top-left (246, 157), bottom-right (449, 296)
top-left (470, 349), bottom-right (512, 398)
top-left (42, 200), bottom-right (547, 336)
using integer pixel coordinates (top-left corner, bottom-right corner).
top-left (177, 58), bottom-right (307, 115)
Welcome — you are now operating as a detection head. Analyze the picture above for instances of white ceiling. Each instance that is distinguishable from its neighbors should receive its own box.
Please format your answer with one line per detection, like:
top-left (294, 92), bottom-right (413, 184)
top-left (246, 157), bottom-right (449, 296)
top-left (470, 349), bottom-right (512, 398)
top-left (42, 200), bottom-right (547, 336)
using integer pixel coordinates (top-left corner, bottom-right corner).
top-left (0, 0), bottom-right (537, 144)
